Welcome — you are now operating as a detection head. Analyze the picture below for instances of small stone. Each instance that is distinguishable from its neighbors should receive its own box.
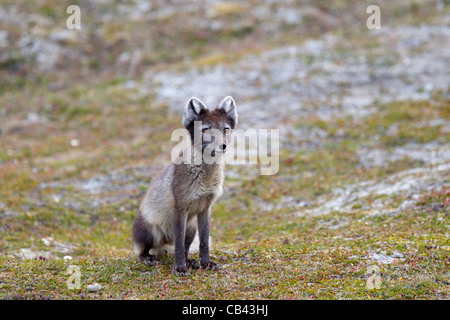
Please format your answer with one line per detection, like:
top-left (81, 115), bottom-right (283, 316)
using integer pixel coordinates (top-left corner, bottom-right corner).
top-left (87, 283), bottom-right (101, 292)
top-left (41, 237), bottom-right (53, 246)
top-left (70, 139), bottom-right (80, 147)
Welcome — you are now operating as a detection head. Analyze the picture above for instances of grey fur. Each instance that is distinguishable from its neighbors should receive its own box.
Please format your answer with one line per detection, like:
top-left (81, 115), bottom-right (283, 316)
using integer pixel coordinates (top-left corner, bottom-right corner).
top-left (217, 96), bottom-right (238, 129)
top-left (182, 97), bottom-right (207, 128)
top-left (132, 96), bottom-right (237, 275)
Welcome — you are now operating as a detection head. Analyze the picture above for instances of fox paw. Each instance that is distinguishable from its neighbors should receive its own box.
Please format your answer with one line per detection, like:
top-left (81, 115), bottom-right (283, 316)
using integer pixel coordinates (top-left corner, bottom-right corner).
top-left (140, 255), bottom-right (159, 267)
top-left (186, 259), bottom-right (200, 270)
top-left (172, 265), bottom-right (189, 276)
top-left (201, 260), bottom-right (219, 270)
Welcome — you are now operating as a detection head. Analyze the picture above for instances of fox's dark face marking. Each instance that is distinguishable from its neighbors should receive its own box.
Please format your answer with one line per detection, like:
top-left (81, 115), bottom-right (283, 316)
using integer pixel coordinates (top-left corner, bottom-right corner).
top-left (185, 109), bottom-right (232, 153)
top-left (182, 97), bottom-right (238, 155)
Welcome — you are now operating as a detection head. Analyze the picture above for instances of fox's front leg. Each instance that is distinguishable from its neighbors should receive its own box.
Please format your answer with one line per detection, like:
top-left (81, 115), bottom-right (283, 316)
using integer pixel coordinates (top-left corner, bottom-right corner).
top-left (173, 211), bottom-right (188, 275)
top-left (198, 208), bottom-right (218, 270)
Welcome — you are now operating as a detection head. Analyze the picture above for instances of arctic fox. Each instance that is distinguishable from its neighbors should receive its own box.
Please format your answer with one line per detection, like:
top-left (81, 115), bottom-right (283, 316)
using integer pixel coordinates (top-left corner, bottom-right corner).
top-left (132, 96), bottom-right (238, 275)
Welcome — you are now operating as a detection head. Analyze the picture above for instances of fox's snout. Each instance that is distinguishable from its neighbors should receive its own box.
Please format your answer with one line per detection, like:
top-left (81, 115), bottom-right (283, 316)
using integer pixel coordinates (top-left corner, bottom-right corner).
top-left (212, 143), bottom-right (227, 154)
top-left (202, 129), bottom-right (229, 154)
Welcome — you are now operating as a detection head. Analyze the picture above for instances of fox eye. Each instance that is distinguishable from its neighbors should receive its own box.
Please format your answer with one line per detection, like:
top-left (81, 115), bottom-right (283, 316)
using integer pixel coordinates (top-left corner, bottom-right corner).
top-left (224, 128), bottom-right (230, 133)
top-left (202, 128), bottom-right (210, 134)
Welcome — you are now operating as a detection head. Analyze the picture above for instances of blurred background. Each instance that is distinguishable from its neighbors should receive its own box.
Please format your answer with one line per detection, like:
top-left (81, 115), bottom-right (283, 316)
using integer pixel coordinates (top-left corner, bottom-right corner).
top-left (0, 0), bottom-right (449, 286)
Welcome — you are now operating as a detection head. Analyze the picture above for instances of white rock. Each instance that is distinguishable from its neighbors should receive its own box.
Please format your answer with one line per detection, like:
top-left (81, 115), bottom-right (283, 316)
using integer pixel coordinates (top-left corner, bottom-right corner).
top-left (70, 139), bottom-right (80, 147)
top-left (41, 237), bottom-right (53, 246)
top-left (87, 284), bottom-right (101, 292)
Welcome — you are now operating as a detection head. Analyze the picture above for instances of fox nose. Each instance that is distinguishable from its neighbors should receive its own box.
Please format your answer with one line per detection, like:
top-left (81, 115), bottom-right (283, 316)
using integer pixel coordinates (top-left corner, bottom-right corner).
top-left (219, 143), bottom-right (227, 151)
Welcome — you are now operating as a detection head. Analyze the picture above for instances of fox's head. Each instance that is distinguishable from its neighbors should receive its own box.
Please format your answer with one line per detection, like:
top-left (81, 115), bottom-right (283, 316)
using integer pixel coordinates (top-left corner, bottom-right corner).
top-left (182, 96), bottom-right (238, 158)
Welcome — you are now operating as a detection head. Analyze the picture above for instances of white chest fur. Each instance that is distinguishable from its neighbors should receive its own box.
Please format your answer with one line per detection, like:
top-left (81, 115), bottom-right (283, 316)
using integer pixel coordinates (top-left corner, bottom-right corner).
top-left (187, 163), bottom-right (224, 201)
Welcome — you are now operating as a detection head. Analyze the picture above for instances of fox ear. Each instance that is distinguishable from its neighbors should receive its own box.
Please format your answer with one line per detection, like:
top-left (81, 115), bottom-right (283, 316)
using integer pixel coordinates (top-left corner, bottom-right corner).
top-left (182, 97), bottom-right (207, 128)
top-left (217, 96), bottom-right (238, 128)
